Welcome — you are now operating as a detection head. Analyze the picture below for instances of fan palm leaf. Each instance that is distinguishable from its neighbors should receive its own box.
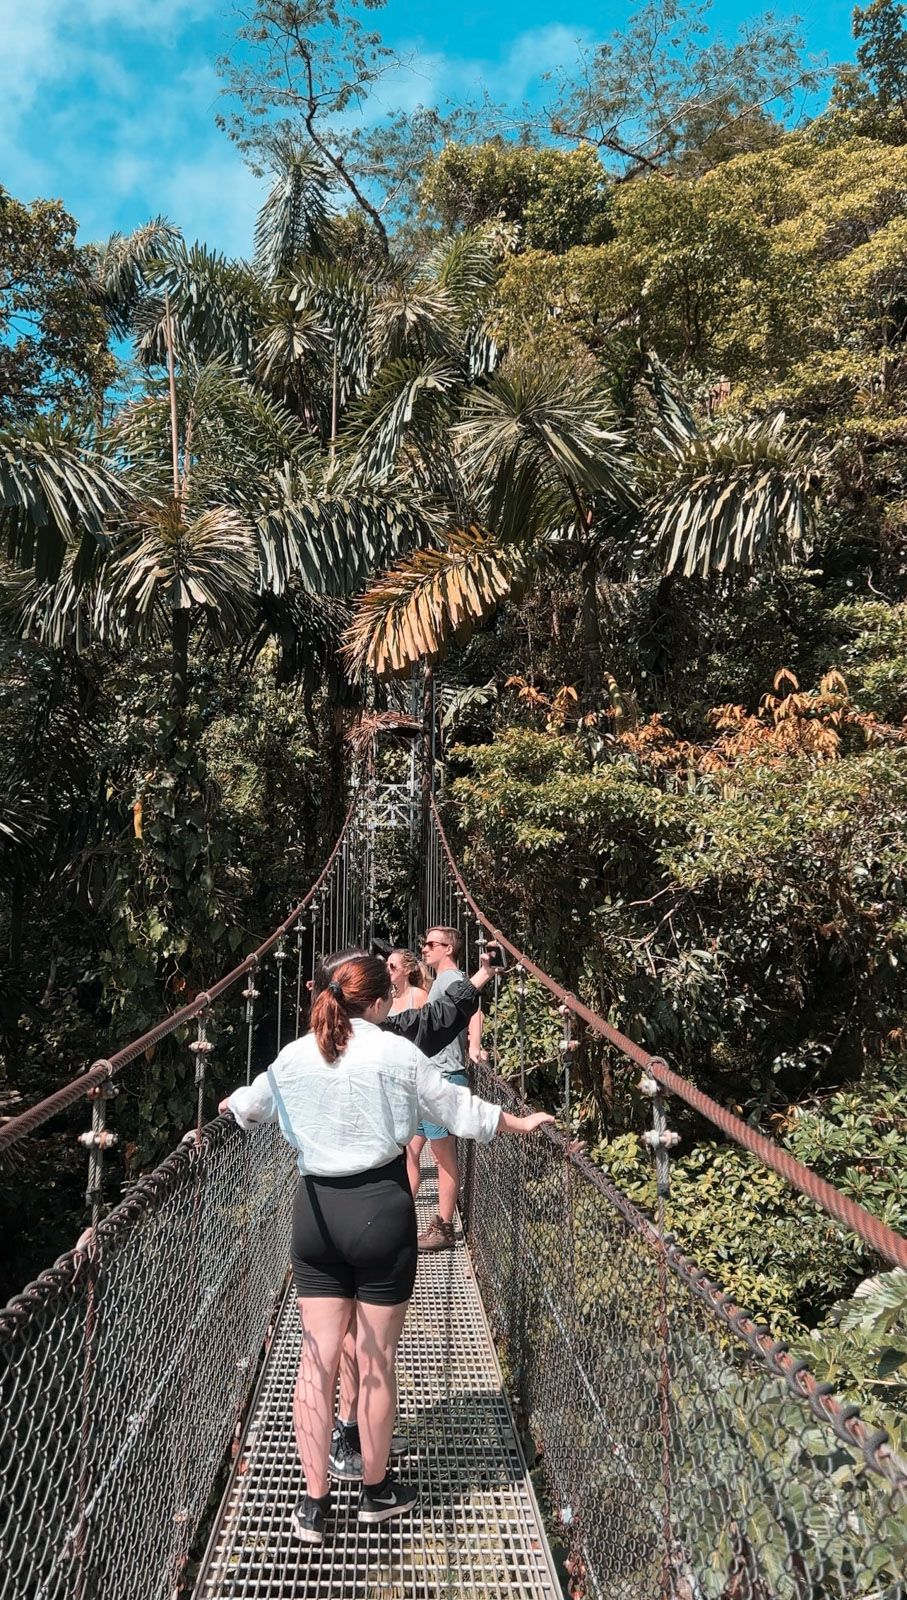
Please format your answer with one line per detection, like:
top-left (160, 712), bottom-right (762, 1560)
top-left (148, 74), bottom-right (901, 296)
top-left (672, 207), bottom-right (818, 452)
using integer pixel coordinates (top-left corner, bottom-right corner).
top-left (343, 528), bottom-right (531, 677)
top-left (645, 415), bottom-right (820, 579)
top-left (254, 138), bottom-right (334, 281)
top-left (1, 418), bottom-right (132, 582)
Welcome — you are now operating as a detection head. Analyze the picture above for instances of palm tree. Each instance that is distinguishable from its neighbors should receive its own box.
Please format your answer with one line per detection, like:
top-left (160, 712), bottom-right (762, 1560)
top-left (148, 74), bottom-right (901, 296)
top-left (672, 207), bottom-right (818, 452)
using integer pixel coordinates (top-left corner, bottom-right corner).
top-left (0, 416), bottom-right (132, 584)
top-left (253, 137), bottom-right (335, 279)
top-left (342, 350), bottom-right (820, 691)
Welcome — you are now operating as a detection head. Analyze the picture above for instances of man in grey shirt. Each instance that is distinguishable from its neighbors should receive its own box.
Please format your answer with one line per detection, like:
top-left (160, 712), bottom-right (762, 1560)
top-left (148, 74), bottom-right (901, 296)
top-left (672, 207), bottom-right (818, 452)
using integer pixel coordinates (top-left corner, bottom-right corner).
top-left (406, 925), bottom-right (481, 1251)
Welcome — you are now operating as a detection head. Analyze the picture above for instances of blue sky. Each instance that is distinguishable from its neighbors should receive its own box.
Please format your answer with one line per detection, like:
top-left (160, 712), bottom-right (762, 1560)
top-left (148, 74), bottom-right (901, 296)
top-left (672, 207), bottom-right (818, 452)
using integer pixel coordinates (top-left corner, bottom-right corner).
top-left (1, 1), bottom-right (861, 258)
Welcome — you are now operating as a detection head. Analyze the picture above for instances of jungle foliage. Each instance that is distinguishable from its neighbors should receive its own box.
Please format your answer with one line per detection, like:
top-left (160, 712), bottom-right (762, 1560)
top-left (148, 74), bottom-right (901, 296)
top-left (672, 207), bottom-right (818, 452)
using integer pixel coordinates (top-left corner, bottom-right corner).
top-left (2, 2), bottom-right (907, 1411)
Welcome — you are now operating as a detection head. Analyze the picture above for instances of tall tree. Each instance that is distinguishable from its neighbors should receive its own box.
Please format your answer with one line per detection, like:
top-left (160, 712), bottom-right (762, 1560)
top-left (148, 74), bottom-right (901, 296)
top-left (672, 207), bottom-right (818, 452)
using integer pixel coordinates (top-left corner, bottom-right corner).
top-left (0, 194), bottom-right (116, 426)
top-left (217, 0), bottom-right (400, 252)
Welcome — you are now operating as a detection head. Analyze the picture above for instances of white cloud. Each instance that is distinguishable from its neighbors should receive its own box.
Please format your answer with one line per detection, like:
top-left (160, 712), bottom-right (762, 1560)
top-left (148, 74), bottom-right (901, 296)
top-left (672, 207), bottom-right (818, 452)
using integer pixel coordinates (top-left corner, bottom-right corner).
top-left (0, 2), bottom-right (598, 255)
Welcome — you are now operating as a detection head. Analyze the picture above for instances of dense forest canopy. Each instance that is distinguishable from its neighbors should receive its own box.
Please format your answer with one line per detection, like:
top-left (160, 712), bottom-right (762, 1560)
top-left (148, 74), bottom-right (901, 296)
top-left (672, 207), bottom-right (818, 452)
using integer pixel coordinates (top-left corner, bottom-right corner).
top-left (3, 0), bottom-right (907, 1433)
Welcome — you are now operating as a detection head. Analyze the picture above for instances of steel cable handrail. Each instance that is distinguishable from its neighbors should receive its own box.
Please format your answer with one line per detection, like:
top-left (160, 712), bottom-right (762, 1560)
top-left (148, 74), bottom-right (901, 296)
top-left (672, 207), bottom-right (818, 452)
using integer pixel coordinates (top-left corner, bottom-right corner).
top-left (430, 796), bottom-right (907, 1273)
top-left (0, 791), bottom-right (360, 1155)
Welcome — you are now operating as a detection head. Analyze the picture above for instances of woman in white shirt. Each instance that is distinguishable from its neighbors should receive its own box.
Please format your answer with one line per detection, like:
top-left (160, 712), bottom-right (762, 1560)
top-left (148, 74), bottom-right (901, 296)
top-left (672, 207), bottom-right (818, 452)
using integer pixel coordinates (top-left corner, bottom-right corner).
top-left (221, 954), bottom-right (553, 1546)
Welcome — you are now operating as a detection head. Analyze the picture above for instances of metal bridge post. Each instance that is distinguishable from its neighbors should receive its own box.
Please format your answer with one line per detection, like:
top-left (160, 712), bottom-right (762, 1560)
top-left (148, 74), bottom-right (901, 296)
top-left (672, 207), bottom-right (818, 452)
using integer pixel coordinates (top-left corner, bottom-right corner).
top-left (558, 1003), bottom-right (583, 1588)
top-left (78, 1069), bottom-right (119, 1229)
top-left (516, 965), bottom-right (527, 1103)
top-left (294, 913), bottom-right (305, 1039)
top-left (640, 1066), bottom-right (681, 1600)
top-left (190, 1012), bottom-right (214, 1142)
top-left (274, 936), bottom-right (288, 1053)
top-left (243, 963), bottom-right (260, 1086)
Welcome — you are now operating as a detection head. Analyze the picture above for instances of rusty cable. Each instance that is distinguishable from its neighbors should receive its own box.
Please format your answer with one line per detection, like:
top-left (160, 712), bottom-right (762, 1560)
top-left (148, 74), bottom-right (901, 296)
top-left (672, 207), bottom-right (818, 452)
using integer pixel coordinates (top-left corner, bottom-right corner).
top-left (430, 796), bottom-right (907, 1272)
top-left (0, 790), bottom-right (360, 1155)
top-left (502, 1074), bottom-right (907, 1499)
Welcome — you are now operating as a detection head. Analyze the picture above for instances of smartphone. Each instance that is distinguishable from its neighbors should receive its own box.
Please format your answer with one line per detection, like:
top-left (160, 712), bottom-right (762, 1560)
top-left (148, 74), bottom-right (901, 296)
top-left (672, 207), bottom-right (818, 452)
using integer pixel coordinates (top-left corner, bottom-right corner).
top-left (486, 941), bottom-right (509, 970)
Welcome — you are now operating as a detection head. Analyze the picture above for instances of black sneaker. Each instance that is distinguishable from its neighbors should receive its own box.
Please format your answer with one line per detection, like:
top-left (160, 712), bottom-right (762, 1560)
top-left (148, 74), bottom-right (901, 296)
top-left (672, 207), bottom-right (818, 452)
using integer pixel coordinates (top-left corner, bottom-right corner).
top-left (328, 1424), bottom-right (363, 1481)
top-left (389, 1431), bottom-right (409, 1458)
top-left (358, 1472), bottom-right (420, 1524)
top-left (291, 1491), bottom-right (332, 1544)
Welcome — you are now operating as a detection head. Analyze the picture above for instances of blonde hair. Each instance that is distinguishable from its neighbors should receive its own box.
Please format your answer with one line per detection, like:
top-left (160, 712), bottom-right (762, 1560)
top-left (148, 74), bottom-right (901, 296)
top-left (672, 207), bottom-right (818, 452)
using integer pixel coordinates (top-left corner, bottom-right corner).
top-left (391, 948), bottom-right (431, 992)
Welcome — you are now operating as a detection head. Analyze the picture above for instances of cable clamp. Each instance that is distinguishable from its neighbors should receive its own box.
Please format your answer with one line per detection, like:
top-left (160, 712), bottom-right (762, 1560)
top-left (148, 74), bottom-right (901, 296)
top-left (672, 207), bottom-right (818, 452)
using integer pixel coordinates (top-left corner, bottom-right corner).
top-left (87, 1082), bottom-right (120, 1101)
top-left (78, 1130), bottom-right (119, 1151)
top-left (642, 1129), bottom-right (680, 1151)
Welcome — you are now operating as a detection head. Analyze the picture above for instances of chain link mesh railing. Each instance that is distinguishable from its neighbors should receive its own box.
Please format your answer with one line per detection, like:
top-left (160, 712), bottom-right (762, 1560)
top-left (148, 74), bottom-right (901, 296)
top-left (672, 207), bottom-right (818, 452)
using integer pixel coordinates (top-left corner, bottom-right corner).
top-left (1, 791), bottom-right (374, 1600)
top-left (463, 1064), bottom-right (907, 1600)
top-left (426, 798), bottom-right (907, 1599)
top-left (0, 1117), bottom-right (296, 1600)
top-left (5, 774), bottom-right (907, 1600)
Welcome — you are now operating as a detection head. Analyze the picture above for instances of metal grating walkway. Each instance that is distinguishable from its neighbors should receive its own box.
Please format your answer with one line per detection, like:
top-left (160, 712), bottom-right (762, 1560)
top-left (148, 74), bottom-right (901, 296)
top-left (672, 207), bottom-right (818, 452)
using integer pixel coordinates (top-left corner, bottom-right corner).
top-left (193, 1163), bottom-right (561, 1600)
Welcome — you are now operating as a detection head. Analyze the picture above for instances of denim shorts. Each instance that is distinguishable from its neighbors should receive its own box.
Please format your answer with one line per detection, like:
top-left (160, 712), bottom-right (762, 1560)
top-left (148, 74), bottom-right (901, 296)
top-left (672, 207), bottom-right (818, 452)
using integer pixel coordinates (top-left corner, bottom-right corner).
top-left (418, 1070), bottom-right (469, 1140)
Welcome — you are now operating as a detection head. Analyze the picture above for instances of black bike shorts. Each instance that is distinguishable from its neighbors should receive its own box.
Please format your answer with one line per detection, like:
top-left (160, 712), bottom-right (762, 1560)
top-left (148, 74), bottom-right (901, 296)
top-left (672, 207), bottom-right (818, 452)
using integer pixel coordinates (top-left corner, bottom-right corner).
top-left (290, 1154), bottom-right (418, 1305)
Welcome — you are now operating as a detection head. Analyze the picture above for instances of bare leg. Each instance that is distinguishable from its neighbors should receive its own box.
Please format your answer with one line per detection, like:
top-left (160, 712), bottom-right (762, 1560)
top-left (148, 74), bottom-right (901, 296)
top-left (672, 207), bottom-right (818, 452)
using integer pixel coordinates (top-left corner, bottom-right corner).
top-left (431, 1135), bottom-right (459, 1224)
top-left (293, 1297), bottom-right (353, 1498)
top-left (338, 1309), bottom-right (359, 1423)
top-left (355, 1300), bottom-right (410, 1484)
top-left (406, 1135), bottom-right (426, 1199)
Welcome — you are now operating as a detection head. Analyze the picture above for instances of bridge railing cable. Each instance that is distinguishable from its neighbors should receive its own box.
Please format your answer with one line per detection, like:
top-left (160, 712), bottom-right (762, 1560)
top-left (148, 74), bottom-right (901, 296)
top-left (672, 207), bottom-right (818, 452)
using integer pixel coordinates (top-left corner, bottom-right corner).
top-left (427, 796), bottom-right (907, 1600)
top-left (0, 794), bottom-right (368, 1600)
top-left (429, 796), bottom-right (907, 1274)
top-left (0, 789), bottom-right (363, 1161)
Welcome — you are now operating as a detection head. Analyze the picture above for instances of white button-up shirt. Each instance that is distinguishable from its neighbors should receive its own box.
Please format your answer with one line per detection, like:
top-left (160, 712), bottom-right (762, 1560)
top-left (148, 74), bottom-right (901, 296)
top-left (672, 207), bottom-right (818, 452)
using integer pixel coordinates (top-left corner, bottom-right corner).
top-left (226, 1018), bottom-right (501, 1177)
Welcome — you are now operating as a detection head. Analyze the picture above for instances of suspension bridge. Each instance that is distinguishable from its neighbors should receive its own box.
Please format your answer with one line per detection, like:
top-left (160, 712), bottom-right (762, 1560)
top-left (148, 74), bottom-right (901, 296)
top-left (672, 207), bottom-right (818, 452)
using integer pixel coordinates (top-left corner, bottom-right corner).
top-left (2, 778), bottom-right (906, 1600)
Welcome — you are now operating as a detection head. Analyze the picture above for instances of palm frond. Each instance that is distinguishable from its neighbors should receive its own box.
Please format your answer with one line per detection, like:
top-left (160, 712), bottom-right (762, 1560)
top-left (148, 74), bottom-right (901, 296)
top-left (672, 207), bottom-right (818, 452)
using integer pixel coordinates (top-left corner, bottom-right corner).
top-left (341, 358), bottom-right (461, 483)
top-left (255, 302), bottom-right (332, 392)
top-left (286, 258), bottom-right (374, 401)
top-left (343, 529), bottom-right (531, 678)
top-left (254, 138), bottom-right (334, 280)
top-left (640, 349), bottom-right (698, 448)
top-left (84, 218), bottom-right (181, 337)
top-left (421, 231), bottom-right (497, 307)
top-left (368, 283), bottom-right (461, 366)
top-left (3, 553), bottom-right (118, 652)
top-left (253, 468), bottom-right (434, 596)
top-left (456, 361), bottom-right (635, 506)
top-left (108, 502), bottom-right (259, 642)
top-left (645, 415), bottom-right (820, 579)
top-left (137, 243), bottom-right (265, 370)
top-left (1, 418), bottom-right (131, 582)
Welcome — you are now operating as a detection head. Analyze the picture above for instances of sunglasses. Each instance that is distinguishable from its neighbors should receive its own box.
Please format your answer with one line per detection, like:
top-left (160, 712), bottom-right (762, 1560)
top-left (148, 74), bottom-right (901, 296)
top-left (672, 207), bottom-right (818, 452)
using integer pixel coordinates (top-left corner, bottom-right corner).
top-left (422, 938), bottom-right (447, 949)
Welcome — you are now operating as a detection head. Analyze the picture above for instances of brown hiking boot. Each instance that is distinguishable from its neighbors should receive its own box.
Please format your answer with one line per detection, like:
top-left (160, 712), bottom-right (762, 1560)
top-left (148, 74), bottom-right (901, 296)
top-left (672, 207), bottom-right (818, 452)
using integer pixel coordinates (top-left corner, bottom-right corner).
top-left (418, 1214), bottom-right (456, 1252)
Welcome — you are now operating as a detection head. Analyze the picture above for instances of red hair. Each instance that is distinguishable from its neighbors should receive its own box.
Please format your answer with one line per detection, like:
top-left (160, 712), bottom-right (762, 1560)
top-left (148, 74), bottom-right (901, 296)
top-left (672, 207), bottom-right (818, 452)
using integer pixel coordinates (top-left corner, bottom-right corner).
top-left (310, 956), bottom-right (392, 1063)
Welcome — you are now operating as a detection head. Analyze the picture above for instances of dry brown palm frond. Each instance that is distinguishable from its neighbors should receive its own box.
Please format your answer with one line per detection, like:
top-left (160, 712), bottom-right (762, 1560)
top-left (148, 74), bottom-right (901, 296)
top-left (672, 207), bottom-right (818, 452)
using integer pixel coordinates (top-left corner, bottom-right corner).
top-left (342, 528), bottom-right (531, 679)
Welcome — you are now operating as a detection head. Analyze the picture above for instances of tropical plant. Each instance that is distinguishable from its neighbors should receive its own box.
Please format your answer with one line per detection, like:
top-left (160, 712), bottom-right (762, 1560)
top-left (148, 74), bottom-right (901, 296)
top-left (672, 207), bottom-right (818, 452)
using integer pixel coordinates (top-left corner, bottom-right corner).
top-left (343, 352), bottom-right (819, 691)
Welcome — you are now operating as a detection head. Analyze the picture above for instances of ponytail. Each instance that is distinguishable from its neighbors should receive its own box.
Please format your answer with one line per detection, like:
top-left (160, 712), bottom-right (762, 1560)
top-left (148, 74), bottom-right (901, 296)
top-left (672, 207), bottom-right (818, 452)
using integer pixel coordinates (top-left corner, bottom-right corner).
top-left (309, 956), bottom-right (392, 1063)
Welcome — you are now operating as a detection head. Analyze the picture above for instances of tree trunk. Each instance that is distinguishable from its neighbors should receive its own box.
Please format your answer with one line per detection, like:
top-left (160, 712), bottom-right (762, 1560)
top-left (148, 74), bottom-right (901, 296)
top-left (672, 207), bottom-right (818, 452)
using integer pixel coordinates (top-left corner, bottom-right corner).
top-left (171, 608), bottom-right (190, 709)
top-left (581, 557), bottom-right (604, 702)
